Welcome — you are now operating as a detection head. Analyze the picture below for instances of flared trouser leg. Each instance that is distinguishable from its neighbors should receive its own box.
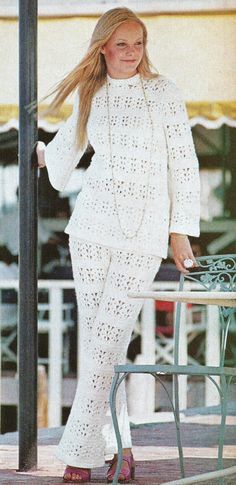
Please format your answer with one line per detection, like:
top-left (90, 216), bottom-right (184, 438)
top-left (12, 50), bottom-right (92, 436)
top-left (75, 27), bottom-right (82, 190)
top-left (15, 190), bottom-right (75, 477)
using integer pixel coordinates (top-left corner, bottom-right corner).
top-left (56, 237), bottom-right (162, 468)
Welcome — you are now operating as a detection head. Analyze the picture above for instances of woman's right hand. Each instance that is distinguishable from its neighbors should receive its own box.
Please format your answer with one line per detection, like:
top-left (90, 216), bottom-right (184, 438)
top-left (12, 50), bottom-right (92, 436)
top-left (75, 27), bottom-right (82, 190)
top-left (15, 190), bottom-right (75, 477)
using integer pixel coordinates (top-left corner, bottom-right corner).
top-left (36, 141), bottom-right (46, 168)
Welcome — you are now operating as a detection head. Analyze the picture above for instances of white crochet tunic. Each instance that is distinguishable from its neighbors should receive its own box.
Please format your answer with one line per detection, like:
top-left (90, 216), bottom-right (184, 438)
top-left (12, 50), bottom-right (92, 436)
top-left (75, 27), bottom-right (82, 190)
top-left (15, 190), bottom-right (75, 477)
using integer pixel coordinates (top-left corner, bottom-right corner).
top-left (45, 73), bottom-right (200, 258)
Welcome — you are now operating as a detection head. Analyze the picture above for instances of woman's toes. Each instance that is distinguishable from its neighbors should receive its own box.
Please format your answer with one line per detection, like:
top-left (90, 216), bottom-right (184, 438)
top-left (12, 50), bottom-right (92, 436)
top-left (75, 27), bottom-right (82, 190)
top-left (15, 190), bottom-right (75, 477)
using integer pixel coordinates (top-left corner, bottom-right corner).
top-left (71, 472), bottom-right (81, 480)
top-left (64, 472), bottom-right (71, 479)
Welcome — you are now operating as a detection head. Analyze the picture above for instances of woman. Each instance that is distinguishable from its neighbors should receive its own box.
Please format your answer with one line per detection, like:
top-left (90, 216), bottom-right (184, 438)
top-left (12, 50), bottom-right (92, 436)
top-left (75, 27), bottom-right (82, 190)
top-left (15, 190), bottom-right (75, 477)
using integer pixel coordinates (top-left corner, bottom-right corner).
top-left (37, 7), bottom-right (200, 483)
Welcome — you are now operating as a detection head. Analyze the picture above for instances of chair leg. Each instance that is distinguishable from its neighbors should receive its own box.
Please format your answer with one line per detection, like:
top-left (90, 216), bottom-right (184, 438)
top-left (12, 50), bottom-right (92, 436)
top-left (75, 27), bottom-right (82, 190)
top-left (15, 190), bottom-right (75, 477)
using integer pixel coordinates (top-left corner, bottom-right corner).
top-left (109, 371), bottom-right (124, 485)
top-left (173, 374), bottom-right (185, 478)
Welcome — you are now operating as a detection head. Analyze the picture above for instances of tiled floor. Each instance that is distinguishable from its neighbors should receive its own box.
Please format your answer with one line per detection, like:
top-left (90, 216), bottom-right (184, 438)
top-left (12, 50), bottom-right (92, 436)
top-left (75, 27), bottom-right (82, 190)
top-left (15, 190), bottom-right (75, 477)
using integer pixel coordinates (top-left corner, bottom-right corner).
top-left (1, 411), bottom-right (236, 484)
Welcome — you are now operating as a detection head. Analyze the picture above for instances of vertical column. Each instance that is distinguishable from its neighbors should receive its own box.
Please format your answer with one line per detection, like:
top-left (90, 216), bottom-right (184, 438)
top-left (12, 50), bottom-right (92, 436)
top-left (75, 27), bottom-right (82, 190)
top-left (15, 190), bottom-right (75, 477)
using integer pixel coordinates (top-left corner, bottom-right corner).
top-left (143, 299), bottom-right (156, 411)
top-left (140, 299), bottom-right (156, 415)
top-left (176, 303), bottom-right (188, 410)
top-left (127, 299), bottom-right (156, 418)
top-left (205, 305), bottom-right (220, 406)
top-left (18, 0), bottom-right (38, 471)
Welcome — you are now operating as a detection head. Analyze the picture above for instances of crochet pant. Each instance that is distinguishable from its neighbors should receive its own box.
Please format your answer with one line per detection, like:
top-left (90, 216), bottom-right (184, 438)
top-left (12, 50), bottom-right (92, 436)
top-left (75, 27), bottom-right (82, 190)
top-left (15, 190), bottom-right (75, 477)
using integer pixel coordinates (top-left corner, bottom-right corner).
top-left (56, 237), bottom-right (162, 468)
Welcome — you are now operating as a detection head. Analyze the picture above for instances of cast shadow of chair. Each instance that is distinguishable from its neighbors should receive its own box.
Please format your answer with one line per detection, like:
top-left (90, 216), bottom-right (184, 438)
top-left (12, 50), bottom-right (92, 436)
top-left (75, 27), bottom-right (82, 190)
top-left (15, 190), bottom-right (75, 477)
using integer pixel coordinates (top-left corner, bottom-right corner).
top-left (109, 254), bottom-right (236, 484)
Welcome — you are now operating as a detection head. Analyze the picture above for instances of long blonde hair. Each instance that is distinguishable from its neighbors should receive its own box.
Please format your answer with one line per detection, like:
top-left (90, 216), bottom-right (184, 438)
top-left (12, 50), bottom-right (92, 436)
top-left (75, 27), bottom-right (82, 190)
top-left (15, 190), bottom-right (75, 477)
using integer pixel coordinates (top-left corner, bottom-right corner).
top-left (44, 7), bottom-right (158, 149)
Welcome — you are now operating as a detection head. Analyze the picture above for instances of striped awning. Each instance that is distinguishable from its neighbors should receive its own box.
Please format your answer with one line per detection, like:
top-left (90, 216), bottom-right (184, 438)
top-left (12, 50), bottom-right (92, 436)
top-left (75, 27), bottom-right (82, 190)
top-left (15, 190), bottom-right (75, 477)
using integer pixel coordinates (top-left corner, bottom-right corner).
top-left (1, 101), bottom-right (236, 133)
top-left (1, 10), bottom-right (236, 131)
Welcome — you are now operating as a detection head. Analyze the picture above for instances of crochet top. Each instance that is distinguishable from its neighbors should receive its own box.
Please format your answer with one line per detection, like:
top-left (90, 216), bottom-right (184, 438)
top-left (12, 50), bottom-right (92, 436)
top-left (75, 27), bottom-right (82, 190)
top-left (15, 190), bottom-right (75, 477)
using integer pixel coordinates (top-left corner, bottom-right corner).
top-left (44, 73), bottom-right (200, 258)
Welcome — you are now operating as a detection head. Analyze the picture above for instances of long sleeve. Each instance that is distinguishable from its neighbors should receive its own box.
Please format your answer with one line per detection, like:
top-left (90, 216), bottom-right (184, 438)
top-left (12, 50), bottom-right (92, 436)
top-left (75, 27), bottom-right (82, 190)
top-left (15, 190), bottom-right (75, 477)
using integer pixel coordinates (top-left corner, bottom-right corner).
top-left (163, 79), bottom-right (200, 237)
top-left (44, 91), bottom-right (87, 191)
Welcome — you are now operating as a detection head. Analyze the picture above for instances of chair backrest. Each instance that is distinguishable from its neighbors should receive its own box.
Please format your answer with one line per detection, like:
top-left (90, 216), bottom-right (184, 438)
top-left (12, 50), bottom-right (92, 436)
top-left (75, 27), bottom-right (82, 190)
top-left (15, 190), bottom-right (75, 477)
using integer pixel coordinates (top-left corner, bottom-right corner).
top-left (174, 254), bottom-right (236, 367)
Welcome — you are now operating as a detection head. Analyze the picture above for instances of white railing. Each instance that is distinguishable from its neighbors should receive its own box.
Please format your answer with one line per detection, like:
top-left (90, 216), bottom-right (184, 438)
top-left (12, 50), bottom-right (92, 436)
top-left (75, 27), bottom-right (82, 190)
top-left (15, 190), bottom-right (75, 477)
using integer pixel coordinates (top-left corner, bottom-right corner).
top-left (0, 279), bottom-right (76, 428)
top-left (0, 279), bottom-right (220, 426)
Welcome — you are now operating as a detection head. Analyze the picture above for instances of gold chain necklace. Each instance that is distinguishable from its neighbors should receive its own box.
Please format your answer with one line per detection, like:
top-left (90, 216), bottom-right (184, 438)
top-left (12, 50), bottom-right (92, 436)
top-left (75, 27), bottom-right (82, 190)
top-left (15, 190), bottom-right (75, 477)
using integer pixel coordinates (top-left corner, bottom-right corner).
top-left (106, 74), bottom-right (154, 240)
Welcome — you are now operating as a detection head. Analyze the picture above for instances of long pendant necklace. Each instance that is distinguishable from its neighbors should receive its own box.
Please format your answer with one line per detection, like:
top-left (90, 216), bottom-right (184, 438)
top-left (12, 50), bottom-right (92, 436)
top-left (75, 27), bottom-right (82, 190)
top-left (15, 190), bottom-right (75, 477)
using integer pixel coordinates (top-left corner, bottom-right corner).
top-left (106, 74), bottom-right (154, 240)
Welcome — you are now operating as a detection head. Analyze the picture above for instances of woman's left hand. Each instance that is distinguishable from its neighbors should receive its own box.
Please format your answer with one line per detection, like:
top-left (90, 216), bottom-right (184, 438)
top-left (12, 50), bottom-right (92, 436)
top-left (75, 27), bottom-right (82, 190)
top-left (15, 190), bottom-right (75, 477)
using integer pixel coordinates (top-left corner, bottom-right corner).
top-left (170, 233), bottom-right (198, 274)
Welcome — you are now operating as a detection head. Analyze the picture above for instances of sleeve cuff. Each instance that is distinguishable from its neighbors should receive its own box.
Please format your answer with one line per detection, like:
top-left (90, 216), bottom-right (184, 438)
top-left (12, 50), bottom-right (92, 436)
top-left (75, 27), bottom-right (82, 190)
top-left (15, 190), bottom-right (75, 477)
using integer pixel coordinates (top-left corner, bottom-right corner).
top-left (169, 224), bottom-right (200, 238)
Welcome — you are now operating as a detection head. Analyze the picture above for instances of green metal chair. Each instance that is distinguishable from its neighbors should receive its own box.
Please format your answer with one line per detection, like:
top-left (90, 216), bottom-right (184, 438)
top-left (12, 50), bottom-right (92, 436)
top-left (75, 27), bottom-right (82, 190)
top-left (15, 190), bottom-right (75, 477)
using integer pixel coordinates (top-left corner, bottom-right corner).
top-left (109, 254), bottom-right (236, 484)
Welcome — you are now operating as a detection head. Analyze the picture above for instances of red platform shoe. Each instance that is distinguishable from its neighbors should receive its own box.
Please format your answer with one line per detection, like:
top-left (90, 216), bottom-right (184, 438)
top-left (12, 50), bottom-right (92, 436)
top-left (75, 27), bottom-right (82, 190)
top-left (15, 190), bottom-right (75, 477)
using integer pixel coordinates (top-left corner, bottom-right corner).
top-left (107, 453), bottom-right (135, 483)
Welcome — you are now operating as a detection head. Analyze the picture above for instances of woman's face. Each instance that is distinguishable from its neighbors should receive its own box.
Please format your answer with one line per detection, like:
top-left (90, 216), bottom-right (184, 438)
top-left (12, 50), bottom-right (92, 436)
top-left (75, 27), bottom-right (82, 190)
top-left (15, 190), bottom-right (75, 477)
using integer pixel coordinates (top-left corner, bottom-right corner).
top-left (101, 21), bottom-right (144, 79)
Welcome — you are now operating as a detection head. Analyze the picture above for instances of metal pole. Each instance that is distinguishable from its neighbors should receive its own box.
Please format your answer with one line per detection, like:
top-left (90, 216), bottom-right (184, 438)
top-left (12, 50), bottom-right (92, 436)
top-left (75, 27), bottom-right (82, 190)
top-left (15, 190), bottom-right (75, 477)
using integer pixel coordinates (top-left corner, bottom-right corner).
top-left (18, 0), bottom-right (38, 471)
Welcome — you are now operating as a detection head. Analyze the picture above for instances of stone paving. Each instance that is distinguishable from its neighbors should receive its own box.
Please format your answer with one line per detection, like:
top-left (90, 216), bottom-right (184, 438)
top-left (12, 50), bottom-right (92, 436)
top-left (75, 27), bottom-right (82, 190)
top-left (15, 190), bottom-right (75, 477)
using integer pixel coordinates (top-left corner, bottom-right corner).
top-left (1, 410), bottom-right (236, 484)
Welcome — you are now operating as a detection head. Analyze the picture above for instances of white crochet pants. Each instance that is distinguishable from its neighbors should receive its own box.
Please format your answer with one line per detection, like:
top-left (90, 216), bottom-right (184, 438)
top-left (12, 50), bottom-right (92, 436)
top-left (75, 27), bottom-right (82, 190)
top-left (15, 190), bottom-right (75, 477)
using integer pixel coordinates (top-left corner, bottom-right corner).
top-left (56, 237), bottom-right (162, 468)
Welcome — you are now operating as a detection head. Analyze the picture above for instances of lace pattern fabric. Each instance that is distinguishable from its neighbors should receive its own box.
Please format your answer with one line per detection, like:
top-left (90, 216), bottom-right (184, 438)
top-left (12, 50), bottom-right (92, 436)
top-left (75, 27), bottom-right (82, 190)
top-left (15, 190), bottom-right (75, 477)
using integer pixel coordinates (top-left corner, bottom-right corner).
top-left (56, 237), bottom-right (162, 467)
top-left (44, 73), bottom-right (200, 258)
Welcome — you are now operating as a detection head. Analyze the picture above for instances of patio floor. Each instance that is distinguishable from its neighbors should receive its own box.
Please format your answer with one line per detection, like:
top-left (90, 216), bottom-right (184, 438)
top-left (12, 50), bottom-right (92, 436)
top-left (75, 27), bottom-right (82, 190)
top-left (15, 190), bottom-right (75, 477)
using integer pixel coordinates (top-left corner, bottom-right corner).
top-left (0, 405), bottom-right (236, 484)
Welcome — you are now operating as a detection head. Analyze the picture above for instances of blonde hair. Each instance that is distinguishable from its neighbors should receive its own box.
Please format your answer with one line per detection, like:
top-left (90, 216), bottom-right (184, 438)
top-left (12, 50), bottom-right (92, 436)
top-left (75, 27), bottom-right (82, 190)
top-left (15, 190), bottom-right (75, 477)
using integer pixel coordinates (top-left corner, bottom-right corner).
top-left (43, 7), bottom-right (159, 149)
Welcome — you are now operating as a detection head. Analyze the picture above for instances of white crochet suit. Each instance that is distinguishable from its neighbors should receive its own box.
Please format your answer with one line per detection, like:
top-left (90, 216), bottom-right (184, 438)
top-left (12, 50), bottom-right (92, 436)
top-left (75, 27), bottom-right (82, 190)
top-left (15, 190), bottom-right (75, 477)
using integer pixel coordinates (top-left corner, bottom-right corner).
top-left (56, 238), bottom-right (161, 467)
top-left (45, 73), bottom-right (200, 257)
top-left (43, 72), bottom-right (200, 467)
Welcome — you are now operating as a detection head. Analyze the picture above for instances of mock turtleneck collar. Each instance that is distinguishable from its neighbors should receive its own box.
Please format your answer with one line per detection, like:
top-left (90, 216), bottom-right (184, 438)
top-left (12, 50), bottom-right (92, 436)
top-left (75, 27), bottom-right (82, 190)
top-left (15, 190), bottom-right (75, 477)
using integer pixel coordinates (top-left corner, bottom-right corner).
top-left (106, 72), bottom-right (140, 87)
